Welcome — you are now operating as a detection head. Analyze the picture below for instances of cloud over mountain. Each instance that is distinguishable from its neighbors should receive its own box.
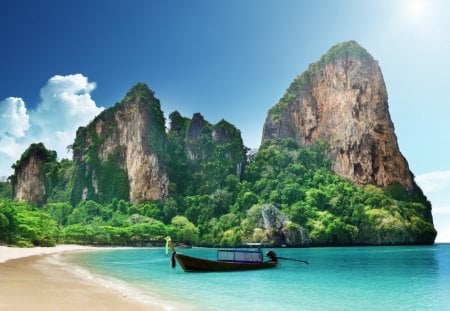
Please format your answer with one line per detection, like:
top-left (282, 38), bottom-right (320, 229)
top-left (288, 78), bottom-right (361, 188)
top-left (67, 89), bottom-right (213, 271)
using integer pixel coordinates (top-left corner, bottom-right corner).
top-left (0, 74), bottom-right (104, 179)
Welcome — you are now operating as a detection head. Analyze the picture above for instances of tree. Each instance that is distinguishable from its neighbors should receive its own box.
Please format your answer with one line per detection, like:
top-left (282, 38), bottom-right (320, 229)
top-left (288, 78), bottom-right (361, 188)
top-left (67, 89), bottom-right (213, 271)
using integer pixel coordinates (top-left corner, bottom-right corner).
top-left (15, 209), bottom-right (58, 246)
top-left (171, 215), bottom-right (199, 244)
top-left (45, 202), bottom-right (72, 227)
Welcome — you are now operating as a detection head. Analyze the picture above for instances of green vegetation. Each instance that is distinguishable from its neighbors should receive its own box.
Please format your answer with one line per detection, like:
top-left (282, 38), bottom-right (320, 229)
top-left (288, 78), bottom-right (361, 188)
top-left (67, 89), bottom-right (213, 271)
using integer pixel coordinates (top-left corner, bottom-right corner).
top-left (1, 136), bottom-right (435, 247)
top-left (11, 143), bottom-right (57, 173)
top-left (166, 112), bottom-right (245, 197)
top-left (309, 40), bottom-right (371, 75)
top-left (47, 159), bottom-right (74, 203)
top-left (242, 139), bottom-right (435, 245)
top-left (0, 198), bottom-right (58, 247)
top-left (0, 181), bottom-right (12, 199)
top-left (70, 146), bottom-right (130, 206)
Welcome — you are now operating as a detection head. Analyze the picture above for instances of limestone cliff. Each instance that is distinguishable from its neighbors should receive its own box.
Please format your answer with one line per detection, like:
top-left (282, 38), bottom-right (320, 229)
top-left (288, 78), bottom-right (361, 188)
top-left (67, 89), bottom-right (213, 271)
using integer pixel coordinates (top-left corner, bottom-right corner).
top-left (262, 41), bottom-right (413, 190)
top-left (167, 111), bottom-right (246, 195)
top-left (11, 143), bottom-right (57, 206)
top-left (185, 112), bottom-right (211, 162)
top-left (244, 204), bottom-right (311, 246)
top-left (71, 83), bottom-right (169, 205)
top-left (183, 113), bottom-right (244, 166)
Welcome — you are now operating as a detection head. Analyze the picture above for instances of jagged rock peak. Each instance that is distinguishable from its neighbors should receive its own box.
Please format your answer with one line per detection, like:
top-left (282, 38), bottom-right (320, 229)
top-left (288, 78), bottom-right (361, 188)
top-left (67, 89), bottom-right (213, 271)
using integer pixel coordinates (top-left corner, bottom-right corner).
top-left (124, 82), bottom-right (156, 102)
top-left (313, 40), bottom-right (372, 66)
top-left (266, 41), bottom-right (373, 125)
top-left (11, 143), bottom-right (57, 205)
top-left (12, 143), bottom-right (57, 171)
top-left (262, 40), bottom-right (414, 190)
top-left (212, 119), bottom-right (242, 143)
top-left (187, 113), bottom-right (207, 140)
top-left (71, 83), bottom-right (169, 205)
top-left (168, 111), bottom-right (190, 133)
top-left (170, 113), bottom-right (242, 144)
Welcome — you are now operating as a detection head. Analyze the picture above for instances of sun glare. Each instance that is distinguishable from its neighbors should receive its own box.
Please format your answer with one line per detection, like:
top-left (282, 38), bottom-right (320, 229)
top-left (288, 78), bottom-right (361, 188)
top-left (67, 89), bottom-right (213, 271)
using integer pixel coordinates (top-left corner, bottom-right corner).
top-left (404, 0), bottom-right (431, 22)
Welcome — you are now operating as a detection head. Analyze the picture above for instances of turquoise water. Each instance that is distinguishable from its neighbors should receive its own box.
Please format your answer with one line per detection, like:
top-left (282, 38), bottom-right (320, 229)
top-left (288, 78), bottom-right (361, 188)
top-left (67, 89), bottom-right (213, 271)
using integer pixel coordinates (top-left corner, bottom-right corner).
top-left (70, 244), bottom-right (450, 310)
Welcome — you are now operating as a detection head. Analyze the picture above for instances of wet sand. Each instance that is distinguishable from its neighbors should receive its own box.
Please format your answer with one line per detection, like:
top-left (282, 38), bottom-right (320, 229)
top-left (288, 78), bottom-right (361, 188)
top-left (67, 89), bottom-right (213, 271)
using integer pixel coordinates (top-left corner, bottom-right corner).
top-left (0, 246), bottom-right (169, 310)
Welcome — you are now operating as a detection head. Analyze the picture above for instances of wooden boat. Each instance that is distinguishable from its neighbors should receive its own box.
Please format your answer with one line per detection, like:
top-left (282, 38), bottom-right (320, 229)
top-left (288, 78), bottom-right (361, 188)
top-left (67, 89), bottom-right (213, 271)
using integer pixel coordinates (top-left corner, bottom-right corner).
top-left (175, 248), bottom-right (278, 272)
top-left (165, 237), bottom-right (282, 272)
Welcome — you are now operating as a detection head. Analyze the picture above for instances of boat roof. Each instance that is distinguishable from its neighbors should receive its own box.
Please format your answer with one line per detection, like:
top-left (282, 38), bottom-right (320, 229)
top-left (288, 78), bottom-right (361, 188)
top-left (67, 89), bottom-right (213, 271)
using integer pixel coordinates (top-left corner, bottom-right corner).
top-left (217, 249), bottom-right (263, 264)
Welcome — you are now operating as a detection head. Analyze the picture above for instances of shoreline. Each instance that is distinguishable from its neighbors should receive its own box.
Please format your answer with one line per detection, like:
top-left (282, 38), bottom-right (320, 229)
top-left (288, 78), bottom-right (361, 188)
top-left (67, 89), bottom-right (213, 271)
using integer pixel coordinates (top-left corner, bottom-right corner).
top-left (0, 245), bottom-right (185, 310)
top-left (0, 244), bottom-right (98, 263)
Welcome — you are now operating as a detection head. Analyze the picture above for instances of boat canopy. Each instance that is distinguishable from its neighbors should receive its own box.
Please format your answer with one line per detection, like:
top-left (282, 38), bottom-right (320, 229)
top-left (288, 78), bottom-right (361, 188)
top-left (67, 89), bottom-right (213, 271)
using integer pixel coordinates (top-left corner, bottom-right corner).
top-left (217, 249), bottom-right (263, 264)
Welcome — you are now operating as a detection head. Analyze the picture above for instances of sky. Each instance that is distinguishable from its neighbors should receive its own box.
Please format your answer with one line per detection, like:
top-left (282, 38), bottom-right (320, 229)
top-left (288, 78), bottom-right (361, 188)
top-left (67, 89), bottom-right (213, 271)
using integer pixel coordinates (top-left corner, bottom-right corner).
top-left (1, 0), bottom-right (449, 241)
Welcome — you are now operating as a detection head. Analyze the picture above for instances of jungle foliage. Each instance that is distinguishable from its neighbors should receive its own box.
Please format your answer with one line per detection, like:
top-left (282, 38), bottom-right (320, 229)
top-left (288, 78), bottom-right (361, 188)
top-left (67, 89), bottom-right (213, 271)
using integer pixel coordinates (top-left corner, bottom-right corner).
top-left (1, 136), bottom-right (435, 247)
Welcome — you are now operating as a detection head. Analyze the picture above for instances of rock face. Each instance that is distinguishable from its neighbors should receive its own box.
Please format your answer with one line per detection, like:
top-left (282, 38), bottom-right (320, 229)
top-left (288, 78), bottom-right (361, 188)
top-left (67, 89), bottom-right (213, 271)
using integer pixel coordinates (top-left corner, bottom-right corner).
top-left (71, 83), bottom-right (169, 205)
top-left (185, 112), bottom-right (210, 162)
top-left (167, 111), bottom-right (246, 195)
top-left (13, 154), bottom-right (46, 205)
top-left (11, 143), bottom-right (57, 206)
top-left (262, 41), bottom-right (413, 190)
top-left (183, 113), bottom-right (244, 165)
top-left (247, 204), bottom-right (311, 246)
top-left (187, 113), bottom-right (205, 141)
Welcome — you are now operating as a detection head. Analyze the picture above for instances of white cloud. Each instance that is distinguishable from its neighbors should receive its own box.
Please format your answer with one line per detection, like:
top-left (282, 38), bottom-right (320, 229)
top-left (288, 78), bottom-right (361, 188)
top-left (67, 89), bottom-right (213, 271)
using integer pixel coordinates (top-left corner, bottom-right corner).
top-left (434, 211), bottom-right (450, 243)
top-left (415, 170), bottom-right (450, 193)
top-left (0, 98), bottom-right (31, 178)
top-left (30, 74), bottom-right (104, 159)
top-left (0, 74), bottom-right (104, 179)
top-left (0, 97), bottom-right (30, 138)
top-left (416, 170), bottom-right (450, 242)
top-left (32, 74), bottom-right (100, 131)
top-left (0, 136), bottom-right (27, 180)
top-left (432, 201), bottom-right (450, 243)
top-left (0, 136), bottom-right (24, 159)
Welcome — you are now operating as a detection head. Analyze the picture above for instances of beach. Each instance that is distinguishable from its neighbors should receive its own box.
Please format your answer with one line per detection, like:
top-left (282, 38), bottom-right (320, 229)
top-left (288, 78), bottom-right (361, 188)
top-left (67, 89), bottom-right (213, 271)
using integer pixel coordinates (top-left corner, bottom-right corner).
top-left (0, 245), bottom-right (169, 311)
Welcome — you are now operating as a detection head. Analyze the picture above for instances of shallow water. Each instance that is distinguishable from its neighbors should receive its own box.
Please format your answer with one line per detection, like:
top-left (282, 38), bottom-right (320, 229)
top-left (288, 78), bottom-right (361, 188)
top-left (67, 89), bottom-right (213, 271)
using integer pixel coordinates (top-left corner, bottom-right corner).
top-left (70, 244), bottom-right (450, 310)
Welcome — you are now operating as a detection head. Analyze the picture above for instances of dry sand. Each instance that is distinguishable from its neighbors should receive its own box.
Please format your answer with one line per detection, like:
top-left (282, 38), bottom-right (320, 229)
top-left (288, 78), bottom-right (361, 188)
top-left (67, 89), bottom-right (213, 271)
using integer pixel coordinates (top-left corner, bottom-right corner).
top-left (0, 245), bottom-right (174, 310)
top-left (0, 245), bottom-right (96, 263)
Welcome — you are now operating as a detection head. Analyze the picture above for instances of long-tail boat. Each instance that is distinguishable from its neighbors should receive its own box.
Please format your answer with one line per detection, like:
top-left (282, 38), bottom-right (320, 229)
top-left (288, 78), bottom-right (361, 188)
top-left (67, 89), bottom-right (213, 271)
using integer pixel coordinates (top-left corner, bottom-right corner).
top-left (176, 248), bottom-right (278, 272)
top-left (165, 237), bottom-right (278, 272)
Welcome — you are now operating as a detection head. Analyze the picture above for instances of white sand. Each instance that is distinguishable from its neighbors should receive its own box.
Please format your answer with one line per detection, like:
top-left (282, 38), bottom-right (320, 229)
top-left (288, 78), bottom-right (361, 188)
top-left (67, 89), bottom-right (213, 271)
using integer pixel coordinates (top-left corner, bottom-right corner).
top-left (0, 244), bottom-right (96, 263)
top-left (0, 245), bottom-right (178, 310)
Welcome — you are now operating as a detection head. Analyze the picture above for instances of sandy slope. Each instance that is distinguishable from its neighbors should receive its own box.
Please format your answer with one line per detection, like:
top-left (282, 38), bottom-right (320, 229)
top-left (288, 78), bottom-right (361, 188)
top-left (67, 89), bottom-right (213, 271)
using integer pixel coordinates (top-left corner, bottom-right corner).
top-left (0, 245), bottom-right (175, 310)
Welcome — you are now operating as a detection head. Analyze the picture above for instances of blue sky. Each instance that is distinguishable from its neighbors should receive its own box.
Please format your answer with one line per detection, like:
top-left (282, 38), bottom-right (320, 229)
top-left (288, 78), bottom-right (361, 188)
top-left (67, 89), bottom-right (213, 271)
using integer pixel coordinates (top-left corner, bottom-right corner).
top-left (1, 0), bottom-right (449, 241)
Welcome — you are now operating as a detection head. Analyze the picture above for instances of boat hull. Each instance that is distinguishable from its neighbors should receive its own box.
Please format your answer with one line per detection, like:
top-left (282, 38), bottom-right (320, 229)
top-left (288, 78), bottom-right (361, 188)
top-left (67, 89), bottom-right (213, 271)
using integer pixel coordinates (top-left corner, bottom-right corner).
top-left (175, 253), bottom-right (277, 272)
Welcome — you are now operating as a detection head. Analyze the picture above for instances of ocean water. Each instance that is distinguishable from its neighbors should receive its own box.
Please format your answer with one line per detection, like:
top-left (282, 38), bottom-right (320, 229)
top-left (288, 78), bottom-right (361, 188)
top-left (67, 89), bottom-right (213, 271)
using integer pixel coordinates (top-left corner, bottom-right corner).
top-left (68, 244), bottom-right (450, 310)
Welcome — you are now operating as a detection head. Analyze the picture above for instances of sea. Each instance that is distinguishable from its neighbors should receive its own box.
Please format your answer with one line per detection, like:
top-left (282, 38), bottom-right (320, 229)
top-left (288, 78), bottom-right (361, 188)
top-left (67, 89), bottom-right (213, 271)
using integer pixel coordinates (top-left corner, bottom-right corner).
top-left (64, 244), bottom-right (450, 310)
